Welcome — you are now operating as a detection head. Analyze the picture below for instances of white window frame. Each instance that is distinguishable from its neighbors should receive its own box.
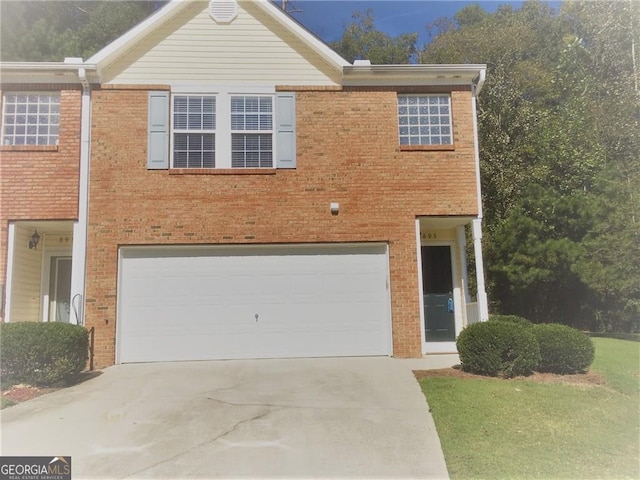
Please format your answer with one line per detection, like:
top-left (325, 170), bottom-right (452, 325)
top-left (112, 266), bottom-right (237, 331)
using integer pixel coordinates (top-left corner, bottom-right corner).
top-left (230, 95), bottom-right (274, 169)
top-left (398, 94), bottom-right (453, 146)
top-left (2, 92), bottom-right (60, 146)
top-left (170, 88), bottom-right (276, 169)
top-left (171, 94), bottom-right (216, 168)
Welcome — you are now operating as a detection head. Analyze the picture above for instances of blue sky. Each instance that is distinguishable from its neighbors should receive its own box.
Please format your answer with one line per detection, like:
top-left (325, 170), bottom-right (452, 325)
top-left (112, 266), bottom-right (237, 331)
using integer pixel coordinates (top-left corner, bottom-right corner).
top-left (281, 1), bottom-right (563, 47)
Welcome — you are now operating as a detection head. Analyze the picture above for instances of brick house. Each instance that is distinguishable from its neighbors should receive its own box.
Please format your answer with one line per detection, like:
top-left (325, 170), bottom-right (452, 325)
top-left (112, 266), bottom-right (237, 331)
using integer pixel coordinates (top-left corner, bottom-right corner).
top-left (0, 0), bottom-right (488, 367)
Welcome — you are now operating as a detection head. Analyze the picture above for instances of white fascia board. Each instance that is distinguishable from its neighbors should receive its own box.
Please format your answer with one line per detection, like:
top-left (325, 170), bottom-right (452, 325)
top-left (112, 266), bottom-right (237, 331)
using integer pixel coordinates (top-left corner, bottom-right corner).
top-left (342, 64), bottom-right (487, 87)
top-left (250, 0), bottom-right (350, 71)
top-left (0, 62), bottom-right (99, 84)
top-left (85, 0), bottom-right (192, 68)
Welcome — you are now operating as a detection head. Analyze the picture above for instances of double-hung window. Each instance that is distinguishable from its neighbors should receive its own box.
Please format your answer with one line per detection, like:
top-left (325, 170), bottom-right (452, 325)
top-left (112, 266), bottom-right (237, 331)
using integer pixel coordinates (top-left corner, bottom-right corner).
top-left (173, 95), bottom-right (216, 168)
top-left (155, 90), bottom-right (294, 170)
top-left (2, 92), bottom-right (60, 146)
top-left (398, 94), bottom-right (452, 146)
top-left (231, 96), bottom-right (273, 168)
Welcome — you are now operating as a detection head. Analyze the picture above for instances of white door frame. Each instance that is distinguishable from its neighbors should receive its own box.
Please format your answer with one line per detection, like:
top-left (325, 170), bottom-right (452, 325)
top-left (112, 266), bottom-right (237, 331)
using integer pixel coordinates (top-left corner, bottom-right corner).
top-left (40, 246), bottom-right (73, 322)
top-left (418, 239), bottom-right (462, 354)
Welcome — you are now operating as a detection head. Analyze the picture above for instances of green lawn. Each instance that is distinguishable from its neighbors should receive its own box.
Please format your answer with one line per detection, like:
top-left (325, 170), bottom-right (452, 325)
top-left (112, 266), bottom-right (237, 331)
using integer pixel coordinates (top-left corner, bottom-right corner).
top-left (419, 338), bottom-right (640, 479)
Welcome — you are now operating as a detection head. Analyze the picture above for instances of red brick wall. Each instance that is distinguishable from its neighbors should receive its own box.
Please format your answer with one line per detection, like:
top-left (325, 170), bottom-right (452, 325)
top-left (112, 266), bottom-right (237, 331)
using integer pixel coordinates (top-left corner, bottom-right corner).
top-left (86, 86), bottom-right (479, 367)
top-left (0, 87), bottom-right (82, 320)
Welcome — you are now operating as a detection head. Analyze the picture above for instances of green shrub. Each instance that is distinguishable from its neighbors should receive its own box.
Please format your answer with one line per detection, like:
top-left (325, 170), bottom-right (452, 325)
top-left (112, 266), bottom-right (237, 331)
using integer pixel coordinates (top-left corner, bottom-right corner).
top-left (489, 314), bottom-right (532, 326)
top-left (457, 321), bottom-right (541, 378)
top-left (533, 323), bottom-right (595, 374)
top-left (0, 322), bottom-right (88, 387)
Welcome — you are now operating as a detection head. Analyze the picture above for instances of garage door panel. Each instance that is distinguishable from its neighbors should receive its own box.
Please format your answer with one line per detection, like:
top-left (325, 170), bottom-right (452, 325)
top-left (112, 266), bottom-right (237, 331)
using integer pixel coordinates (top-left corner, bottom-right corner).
top-left (118, 244), bottom-right (390, 363)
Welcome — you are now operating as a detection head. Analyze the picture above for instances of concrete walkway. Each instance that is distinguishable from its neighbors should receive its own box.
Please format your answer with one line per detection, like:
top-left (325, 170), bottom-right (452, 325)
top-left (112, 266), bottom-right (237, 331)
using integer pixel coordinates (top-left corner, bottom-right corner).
top-left (1, 357), bottom-right (452, 479)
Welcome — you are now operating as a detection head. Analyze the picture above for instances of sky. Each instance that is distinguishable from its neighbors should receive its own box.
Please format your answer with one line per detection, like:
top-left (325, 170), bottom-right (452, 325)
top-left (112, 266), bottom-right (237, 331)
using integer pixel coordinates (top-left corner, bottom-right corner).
top-left (281, 1), bottom-right (564, 47)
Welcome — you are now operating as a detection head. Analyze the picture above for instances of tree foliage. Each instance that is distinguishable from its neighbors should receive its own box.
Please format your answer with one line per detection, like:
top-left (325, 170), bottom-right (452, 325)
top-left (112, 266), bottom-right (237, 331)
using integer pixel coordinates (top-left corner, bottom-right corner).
top-left (0, 1), bottom-right (163, 61)
top-left (329, 10), bottom-right (418, 64)
top-left (422, 0), bottom-right (640, 331)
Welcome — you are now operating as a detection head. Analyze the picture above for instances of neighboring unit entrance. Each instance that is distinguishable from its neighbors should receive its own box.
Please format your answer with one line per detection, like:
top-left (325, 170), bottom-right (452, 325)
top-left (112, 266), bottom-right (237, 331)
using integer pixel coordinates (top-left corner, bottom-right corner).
top-left (48, 256), bottom-right (72, 323)
top-left (421, 246), bottom-right (455, 342)
top-left (117, 244), bottom-right (391, 363)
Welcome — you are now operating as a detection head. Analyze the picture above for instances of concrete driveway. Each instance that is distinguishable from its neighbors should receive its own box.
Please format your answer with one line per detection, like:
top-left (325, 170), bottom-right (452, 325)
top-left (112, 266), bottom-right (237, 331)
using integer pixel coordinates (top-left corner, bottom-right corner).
top-left (0, 357), bottom-right (450, 479)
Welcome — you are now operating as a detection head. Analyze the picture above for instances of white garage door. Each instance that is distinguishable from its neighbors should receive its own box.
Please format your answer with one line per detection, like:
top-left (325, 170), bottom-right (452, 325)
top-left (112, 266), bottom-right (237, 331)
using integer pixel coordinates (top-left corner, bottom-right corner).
top-left (117, 244), bottom-right (391, 363)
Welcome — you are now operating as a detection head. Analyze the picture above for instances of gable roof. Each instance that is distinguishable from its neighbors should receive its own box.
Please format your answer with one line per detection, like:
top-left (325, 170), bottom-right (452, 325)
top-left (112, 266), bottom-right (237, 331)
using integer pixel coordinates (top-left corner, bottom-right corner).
top-left (86, 0), bottom-right (350, 76)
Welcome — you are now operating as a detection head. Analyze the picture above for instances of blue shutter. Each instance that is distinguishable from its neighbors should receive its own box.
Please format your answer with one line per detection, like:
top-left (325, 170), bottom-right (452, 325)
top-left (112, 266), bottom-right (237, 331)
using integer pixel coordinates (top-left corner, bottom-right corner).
top-left (147, 91), bottom-right (169, 169)
top-left (276, 92), bottom-right (296, 169)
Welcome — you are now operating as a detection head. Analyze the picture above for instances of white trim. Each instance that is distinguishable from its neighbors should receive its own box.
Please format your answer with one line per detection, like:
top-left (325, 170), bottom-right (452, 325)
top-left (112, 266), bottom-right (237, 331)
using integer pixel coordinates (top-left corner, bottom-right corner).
top-left (472, 219), bottom-right (489, 321)
top-left (415, 219), bottom-right (427, 355)
top-left (457, 225), bottom-right (470, 303)
top-left (4, 223), bottom-right (16, 322)
top-left (69, 75), bottom-right (91, 326)
top-left (170, 89), bottom-right (277, 170)
top-left (40, 246), bottom-right (73, 323)
top-left (86, 0), bottom-right (348, 74)
top-left (86, 1), bottom-right (193, 67)
top-left (250, 0), bottom-right (349, 69)
top-left (342, 64), bottom-right (486, 87)
top-left (115, 247), bottom-right (124, 365)
top-left (383, 243), bottom-right (394, 357)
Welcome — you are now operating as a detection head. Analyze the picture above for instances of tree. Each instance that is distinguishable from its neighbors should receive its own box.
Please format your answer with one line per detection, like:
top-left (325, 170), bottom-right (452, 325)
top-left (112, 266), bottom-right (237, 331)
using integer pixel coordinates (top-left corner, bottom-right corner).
top-left (422, 1), bottom-right (639, 331)
top-left (330, 10), bottom-right (418, 64)
top-left (0, 1), bottom-right (163, 61)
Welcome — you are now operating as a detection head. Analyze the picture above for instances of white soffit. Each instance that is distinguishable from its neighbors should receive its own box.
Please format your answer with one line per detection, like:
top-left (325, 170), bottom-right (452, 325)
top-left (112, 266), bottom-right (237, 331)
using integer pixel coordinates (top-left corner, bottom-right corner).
top-left (342, 64), bottom-right (487, 89)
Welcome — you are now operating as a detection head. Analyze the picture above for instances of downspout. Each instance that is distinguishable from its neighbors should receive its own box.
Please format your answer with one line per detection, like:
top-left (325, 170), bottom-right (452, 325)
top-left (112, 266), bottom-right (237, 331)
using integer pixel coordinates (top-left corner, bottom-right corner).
top-left (471, 69), bottom-right (489, 321)
top-left (70, 67), bottom-right (91, 325)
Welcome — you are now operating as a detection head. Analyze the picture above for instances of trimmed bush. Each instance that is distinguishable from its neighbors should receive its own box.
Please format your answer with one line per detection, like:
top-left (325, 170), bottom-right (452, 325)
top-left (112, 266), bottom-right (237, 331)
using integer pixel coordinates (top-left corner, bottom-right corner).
top-left (533, 323), bottom-right (595, 374)
top-left (0, 322), bottom-right (88, 387)
top-left (457, 321), bottom-right (541, 378)
top-left (489, 314), bottom-right (532, 327)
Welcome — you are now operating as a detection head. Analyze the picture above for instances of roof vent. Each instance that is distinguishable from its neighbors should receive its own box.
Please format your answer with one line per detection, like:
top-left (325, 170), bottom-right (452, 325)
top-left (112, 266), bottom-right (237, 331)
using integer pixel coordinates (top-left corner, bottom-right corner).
top-left (209, 0), bottom-right (238, 24)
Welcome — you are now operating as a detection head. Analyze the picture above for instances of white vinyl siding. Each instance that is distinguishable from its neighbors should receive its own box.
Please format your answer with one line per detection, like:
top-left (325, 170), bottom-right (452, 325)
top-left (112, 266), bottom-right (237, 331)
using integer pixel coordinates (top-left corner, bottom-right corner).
top-left (231, 96), bottom-right (273, 168)
top-left (9, 226), bottom-right (43, 322)
top-left (398, 94), bottom-right (452, 146)
top-left (2, 93), bottom-right (60, 146)
top-left (172, 95), bottom-right (216, 168)
top-left (101, 2), bottom-right (340, 86)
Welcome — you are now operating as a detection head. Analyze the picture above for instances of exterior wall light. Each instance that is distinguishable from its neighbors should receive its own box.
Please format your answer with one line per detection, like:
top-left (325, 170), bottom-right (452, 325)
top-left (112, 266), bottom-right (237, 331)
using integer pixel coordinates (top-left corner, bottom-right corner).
top-left (29, 229), bottom-right (41, 250)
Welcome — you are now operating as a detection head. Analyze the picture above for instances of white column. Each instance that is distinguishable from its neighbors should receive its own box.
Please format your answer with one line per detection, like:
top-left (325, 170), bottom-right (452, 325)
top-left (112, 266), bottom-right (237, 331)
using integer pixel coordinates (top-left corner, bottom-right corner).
top-left (472, 218), bottom-right (489, 321)
top-left (3, 223), bottom-right (17, 321)
top-left (457, 225), bottom-right (470, 303)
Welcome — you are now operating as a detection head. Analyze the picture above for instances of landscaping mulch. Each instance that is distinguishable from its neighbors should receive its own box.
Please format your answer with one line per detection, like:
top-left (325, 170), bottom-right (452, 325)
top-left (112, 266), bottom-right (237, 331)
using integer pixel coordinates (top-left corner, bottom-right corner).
top-left (2, 384), bottom-right (59, 403)
top-left (414, 367), bottom-right (607, 387)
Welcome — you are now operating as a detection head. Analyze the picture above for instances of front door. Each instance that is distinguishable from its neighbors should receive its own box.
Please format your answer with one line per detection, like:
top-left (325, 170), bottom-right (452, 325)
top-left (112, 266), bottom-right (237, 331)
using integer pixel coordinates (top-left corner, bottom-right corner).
top-left (49, 256), bottom-right (72, 322)
top-left (422, 246), bottom-right (455, 342)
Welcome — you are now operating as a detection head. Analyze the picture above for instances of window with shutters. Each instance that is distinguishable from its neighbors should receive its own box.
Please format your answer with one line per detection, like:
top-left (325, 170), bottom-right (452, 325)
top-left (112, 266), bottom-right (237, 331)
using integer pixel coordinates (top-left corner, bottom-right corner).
top-left (2, 92), bottom-right (60, 146)
top-left (231, 96), bottom-right (273, 168)
top-left (172, 95), bottom-right (216, 168)
top-left (397, 94), bottom-right (452, 146)
top-left (161, 90), bottom-right (294, 171)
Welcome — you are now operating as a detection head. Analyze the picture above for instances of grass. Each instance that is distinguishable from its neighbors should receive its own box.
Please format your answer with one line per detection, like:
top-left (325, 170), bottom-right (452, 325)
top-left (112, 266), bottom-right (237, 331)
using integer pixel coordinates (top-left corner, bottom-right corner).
top-left (0, 397), bottom-right (17, 409)
top-left (419, 338), bottom-right (640, 479)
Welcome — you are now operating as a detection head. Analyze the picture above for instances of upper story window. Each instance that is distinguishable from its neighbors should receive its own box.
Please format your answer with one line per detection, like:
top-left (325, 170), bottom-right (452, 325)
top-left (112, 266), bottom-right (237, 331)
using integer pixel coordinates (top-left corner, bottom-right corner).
top-left (231, 96), bottom-right (273, 168)
top-left (398, 94), bottom-right (452, 146)
top-left (173, 95), bottom-right (216, 168)
top-left (2, 93), bottom-right (60, 146)
top-left (150, 90), bottom-right (295, 171)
